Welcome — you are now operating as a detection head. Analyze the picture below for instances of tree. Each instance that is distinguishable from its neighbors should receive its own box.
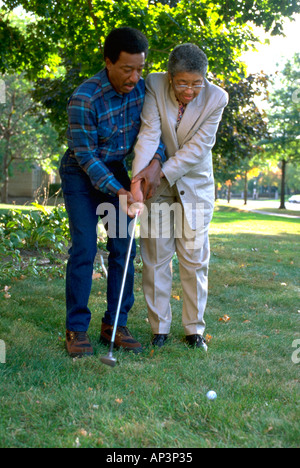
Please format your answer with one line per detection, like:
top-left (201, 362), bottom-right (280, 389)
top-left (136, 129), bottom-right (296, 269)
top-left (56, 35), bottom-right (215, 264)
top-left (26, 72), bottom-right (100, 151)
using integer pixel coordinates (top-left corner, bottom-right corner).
top-left (213, 73), bottom-right (270, 199)
top-left (0, 73), bottom-right (63, 203)
top-left (265, 53), bottom-right (300, 209)
top-left (1, 0), bottom-right (299, 138)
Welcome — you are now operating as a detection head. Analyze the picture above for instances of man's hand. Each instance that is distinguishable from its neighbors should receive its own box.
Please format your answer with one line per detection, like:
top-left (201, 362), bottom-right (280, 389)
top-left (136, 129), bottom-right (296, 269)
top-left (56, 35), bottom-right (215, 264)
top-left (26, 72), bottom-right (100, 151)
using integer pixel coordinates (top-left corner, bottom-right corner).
top-left (131, 156), bottom-right (163, 201)
top-left (117, 188), bottom-right (144, 218)
top-left (131, 179), bottom-right (144, 203)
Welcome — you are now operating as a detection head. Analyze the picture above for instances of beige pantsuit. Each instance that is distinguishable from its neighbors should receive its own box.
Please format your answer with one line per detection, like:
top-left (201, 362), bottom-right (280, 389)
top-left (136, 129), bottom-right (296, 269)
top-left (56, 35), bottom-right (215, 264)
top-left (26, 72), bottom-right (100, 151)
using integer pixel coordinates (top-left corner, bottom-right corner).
top-left (140, 183), bottom-right (211, 335)
top-left (133, 72), bottom-right (228, 336)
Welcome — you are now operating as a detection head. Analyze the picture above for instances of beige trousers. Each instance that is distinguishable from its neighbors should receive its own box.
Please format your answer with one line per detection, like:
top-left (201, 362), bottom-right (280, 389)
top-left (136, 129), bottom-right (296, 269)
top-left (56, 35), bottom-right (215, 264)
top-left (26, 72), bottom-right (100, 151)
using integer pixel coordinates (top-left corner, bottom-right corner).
top-left (140, 184), bottom-right (211, 337)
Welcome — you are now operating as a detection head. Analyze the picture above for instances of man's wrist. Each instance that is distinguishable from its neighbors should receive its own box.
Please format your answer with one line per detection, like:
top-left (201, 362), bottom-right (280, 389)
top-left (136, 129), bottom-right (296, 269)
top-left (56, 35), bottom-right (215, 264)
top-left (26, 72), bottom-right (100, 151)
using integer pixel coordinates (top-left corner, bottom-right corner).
top-left (150, 154), bottom-right (163, 168)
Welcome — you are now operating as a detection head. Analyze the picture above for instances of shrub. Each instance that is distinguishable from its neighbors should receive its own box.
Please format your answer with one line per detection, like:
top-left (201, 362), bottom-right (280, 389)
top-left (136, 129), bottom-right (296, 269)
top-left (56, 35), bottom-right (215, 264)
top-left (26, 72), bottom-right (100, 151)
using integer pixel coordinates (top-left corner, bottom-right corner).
top-left (0, 204), bottom-right (70, 280)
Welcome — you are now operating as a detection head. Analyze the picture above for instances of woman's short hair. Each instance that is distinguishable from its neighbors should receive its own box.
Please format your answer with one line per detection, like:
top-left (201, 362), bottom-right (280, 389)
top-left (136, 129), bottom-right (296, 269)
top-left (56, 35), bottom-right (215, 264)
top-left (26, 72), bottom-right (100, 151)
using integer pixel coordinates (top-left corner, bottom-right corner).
top-left (104, 27), bottom-right (149, 64)
top-left (168, 43), bottom-right (208, 77)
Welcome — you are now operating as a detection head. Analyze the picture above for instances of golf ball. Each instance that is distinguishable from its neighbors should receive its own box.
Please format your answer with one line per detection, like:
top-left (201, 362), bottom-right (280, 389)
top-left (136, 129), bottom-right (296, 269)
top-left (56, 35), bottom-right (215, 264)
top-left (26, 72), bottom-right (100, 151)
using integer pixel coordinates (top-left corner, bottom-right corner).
top-left (206, 390), bottom-right (217, 400)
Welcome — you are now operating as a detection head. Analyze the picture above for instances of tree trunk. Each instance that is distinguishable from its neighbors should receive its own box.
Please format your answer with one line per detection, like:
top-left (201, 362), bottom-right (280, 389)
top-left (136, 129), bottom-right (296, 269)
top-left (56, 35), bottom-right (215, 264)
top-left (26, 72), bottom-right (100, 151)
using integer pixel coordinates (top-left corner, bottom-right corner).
top-left (1, 141), bottom-right (10, 204)
top-left (1, 89), bottom-right (15, 203)
top-left (227, 185), bottom-right (231, 203)
top-left (244, 171), bottom-right (248, 205)
top-left (1, 169), bottom-right (9, 204)
top-left (279, 159), bottom-right (287, 209)
top-left (215, 184), bottom-right (218, 202)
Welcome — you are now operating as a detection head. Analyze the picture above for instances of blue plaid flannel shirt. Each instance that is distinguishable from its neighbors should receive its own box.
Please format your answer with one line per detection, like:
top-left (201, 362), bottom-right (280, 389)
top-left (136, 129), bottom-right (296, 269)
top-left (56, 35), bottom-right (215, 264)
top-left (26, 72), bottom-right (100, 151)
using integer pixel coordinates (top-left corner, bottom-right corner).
top-left (66, 68), bottom-right (165, 195)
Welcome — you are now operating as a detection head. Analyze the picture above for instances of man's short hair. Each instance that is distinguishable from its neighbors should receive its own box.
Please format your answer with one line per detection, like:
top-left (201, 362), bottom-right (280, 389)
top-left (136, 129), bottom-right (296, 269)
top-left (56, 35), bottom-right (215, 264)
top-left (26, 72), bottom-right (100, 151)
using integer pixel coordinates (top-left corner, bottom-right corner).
top-left (168, 43), bottom-right (208, 78)
top-left (104, 27), bottom-right (149, 64)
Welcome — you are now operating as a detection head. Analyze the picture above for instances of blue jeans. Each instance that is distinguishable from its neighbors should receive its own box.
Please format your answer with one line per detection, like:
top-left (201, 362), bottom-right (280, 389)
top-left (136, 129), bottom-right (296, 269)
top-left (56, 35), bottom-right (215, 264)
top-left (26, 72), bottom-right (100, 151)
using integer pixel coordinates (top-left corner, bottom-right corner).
top-left (59, 150), bottom-right (136, 332)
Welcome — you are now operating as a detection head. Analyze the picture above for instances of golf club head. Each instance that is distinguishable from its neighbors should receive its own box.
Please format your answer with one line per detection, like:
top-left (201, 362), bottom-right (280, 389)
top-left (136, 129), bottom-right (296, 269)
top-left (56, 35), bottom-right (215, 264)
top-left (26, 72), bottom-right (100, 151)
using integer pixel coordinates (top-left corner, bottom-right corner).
top-left (101, 353), bottom-right (117, 368)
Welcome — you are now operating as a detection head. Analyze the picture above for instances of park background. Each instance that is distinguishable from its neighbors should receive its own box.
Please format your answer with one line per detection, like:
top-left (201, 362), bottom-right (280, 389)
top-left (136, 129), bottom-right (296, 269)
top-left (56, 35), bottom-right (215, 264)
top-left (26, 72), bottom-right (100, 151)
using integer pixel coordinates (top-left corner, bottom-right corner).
top-left (0, 0), bottom-right (299, 448)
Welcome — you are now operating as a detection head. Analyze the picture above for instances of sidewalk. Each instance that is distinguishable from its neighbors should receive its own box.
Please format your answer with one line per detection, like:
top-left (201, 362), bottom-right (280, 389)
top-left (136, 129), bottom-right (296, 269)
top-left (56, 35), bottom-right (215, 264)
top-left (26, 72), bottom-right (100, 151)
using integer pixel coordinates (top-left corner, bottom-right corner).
top-left (218, 199), bottom-right (300, 219)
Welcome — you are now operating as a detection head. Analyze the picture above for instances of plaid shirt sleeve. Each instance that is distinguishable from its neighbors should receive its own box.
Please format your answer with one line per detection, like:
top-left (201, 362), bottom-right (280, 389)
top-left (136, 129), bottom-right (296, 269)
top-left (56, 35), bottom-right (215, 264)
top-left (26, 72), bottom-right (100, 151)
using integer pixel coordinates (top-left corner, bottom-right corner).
top-left (67, 94), bottom-right (124, 195)
top-left (155, 140), bottom-right (166, 162)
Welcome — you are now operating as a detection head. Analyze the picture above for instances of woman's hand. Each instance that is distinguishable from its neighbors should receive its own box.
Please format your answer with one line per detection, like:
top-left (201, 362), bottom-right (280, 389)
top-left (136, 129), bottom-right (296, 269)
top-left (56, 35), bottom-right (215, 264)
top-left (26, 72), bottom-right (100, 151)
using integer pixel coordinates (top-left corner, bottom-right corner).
top-left (132, 157), bottom-right (162, 200)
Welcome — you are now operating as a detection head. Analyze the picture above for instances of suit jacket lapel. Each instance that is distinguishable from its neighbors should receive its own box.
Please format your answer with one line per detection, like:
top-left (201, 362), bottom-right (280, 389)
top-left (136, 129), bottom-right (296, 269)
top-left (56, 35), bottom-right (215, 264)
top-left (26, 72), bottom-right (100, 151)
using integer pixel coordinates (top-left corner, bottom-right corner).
top-left (176, 88), bottom-right (206, 148)
top-left (166, 85), bottom-right (180, 150)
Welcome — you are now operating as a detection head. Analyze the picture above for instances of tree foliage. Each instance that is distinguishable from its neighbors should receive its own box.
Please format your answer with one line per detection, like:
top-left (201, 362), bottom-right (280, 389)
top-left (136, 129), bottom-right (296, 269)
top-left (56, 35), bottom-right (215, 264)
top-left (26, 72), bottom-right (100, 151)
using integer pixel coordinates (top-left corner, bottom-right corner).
top-left (1, 0), bottom-right (299, 194)
top-left (1, 0), bottom-right (299, 138)
top-left (213, 73), bottom-right (270, 184)
top-left (263, 53), bottom-right (300, 207)
top-left (0, 73), bottom-right (63, 202)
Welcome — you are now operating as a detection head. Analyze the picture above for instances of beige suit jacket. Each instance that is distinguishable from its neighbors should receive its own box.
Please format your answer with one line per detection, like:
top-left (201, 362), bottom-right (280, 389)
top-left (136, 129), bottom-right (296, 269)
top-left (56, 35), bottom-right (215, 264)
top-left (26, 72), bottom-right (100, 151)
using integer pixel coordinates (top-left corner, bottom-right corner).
top-left (132, 72), bottom-right (228, 229)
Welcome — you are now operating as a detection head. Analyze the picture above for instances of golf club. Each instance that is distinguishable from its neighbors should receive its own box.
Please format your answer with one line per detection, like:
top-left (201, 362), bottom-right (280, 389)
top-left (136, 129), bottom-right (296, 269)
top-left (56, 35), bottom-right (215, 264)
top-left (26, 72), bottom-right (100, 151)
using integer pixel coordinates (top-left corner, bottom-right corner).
top-left (101, 211), bottom-right (140, 367)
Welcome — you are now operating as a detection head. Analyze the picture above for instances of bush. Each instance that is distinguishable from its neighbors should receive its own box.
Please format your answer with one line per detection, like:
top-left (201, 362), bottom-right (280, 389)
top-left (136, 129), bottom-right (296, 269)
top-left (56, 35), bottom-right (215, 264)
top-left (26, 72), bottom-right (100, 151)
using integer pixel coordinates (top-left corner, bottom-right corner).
top-left (0, 204), bottom-right (70, 252)
top-left (0, 204), bottom-right (70, 280)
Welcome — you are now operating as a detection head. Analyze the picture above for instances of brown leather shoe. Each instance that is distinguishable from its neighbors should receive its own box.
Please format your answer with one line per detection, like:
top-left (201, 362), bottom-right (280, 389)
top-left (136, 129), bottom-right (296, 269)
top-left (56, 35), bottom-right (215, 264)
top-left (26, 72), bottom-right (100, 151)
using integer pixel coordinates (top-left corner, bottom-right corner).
top-left (100, 323), bottom-right (143, 354)
top-left (65, 330), bottom-right (93, 358)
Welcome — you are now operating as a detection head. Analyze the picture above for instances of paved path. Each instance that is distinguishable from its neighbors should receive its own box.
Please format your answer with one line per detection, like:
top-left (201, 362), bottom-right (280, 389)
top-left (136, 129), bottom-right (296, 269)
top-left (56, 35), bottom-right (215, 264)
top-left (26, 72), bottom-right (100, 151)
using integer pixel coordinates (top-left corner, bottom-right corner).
top-left (219, 200), bottom-right (300, 219)
top-left (250, 209), bottom-right (300, 219)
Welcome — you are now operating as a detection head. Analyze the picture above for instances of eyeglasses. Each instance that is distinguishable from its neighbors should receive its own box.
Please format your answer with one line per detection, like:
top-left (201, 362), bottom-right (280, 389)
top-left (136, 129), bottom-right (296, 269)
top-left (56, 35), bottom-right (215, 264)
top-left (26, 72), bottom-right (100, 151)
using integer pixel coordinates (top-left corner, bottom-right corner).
top-left (174, 83), bottom-right (205, 90)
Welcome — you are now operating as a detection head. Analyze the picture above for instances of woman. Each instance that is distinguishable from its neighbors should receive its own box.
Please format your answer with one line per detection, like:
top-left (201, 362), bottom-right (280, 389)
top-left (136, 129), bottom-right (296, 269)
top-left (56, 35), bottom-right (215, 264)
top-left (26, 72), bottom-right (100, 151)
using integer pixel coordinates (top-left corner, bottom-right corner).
top-left (131, 44), bottom-right (228, 349)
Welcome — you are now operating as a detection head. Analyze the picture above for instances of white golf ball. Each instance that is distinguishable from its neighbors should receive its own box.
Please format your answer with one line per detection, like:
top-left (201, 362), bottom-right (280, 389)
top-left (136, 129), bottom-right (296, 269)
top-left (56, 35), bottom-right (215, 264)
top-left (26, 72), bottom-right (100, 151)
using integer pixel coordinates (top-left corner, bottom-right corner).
top-left (206, 390), bottom-right (217, 400)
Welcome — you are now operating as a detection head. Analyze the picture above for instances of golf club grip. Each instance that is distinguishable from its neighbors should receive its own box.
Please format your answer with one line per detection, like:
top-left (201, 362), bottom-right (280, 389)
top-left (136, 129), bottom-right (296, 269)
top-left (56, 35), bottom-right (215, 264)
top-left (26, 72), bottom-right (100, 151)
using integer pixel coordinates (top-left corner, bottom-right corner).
top-left (111, 213), bottom-right (139, 344)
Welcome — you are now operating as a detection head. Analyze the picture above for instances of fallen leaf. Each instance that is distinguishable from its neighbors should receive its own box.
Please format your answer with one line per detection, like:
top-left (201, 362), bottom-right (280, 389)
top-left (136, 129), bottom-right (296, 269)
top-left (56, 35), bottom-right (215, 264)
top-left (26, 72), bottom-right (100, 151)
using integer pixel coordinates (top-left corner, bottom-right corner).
top-left (265, 425), bottom-right (273, 434)
top-left (115, 398), bottom-right (123, 404)
top-left (92, 273), bottom-right (102, 280)
top-left (172, 295), bottom-right (180, 301)
top-left (218, 315), bottom-right (230, 323)
top-left (205, 334), bottom-right (212, 343)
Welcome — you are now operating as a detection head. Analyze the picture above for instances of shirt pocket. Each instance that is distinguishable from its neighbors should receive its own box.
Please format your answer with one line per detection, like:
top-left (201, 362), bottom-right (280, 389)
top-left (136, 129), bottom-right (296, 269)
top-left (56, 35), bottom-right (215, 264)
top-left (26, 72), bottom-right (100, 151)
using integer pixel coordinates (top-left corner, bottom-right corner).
top-left (129, 109), bottom-right (141, 132)
top-left (97, 125), bottom-right (118, 144)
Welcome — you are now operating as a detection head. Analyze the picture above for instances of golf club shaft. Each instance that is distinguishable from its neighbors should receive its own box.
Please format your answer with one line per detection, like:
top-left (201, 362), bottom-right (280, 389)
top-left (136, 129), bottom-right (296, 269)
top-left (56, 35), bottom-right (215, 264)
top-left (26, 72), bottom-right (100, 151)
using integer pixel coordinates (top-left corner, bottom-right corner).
top-left (111, 212), bottom-right (139, 345)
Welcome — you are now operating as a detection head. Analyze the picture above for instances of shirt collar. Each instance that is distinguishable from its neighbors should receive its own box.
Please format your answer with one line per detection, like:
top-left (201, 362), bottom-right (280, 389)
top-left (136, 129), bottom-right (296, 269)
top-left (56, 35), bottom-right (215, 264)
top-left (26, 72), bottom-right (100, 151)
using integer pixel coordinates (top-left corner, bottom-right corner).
top-left (100, 68), bottom-right (124, 101)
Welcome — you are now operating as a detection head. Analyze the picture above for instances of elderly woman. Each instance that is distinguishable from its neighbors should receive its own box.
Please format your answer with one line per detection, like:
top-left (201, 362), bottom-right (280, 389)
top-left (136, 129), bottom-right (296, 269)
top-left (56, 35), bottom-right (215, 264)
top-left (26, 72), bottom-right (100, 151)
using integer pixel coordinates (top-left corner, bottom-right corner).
top-left (131, 44), bottom-right (228, 349)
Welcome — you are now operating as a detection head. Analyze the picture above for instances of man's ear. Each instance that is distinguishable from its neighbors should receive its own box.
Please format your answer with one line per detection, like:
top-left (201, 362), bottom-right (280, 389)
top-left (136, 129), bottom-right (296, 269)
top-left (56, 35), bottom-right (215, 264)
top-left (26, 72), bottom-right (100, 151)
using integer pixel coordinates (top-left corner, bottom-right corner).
top-left (105, 57), bottom-right (113, 71)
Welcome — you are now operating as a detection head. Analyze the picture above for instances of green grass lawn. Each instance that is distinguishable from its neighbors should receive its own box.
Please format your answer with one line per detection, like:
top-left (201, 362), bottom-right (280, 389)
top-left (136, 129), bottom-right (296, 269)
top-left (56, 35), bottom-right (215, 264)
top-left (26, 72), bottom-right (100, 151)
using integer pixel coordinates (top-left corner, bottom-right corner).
top-left (0, 205), bottom-right (299, 448)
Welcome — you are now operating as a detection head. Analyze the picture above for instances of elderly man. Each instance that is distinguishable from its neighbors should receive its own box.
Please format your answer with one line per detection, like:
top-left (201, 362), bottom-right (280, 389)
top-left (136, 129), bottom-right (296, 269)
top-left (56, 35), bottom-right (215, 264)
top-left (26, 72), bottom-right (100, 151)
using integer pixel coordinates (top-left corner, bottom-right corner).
top-left (132, 44), bottom-right (228, 349)
top-left (60, 27), bottom-right (164, 358)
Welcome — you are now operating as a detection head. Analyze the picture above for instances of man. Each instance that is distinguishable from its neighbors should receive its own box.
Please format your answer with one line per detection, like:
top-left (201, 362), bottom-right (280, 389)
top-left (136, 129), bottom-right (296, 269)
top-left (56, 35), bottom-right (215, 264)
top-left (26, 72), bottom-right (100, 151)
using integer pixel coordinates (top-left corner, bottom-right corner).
top-left (60, 27), bottom-right (163, 358)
